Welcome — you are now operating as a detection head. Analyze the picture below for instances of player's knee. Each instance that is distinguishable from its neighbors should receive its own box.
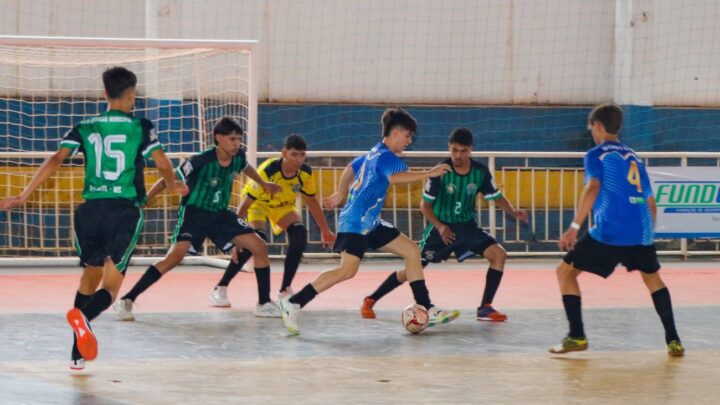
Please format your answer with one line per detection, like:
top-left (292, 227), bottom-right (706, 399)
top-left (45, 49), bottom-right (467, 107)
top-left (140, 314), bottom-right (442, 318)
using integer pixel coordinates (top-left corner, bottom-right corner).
top-left (399, 244), bottom-right (421, 261)
top-left (556, 262), bottom-right (575, 280)
top-left (641, 271), bottom-right (665, 290)
top-left (249, 240), bottom-right (269, 258)
top-left (286, 223), bottom-right (307, 253)
top-left (486, 246), bottom-right (507, 266)
top-left (338, 265), bottom-right (359, 281)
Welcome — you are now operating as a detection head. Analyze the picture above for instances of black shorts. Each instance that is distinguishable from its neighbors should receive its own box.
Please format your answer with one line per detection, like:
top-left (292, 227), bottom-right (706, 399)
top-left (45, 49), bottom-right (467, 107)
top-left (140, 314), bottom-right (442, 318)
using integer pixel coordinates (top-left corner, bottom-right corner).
top-left (333, 220), bottom-right (401, 260)
top-left (171, 205), bottom-right (255, 254)
top-left (73, 199), bottom-right (144, 273)
top-left (419, 221), bottom-right (497, 264)
top-left (563, 234), bottom-right (660, 278)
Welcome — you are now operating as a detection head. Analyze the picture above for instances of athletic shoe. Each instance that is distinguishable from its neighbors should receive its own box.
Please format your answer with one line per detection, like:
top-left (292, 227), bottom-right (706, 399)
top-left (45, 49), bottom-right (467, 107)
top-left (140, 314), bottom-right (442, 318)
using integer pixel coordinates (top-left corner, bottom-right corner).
top-left (209, 286), bottom-right (231, 307)
top-left (360, 297), bottom-right (376, 319)
top-left (279, 296), bottom-right (301, 335)
top-left (254, 301), bottom-right (282, 318)
top-left (277, 286), bottom-right (295, 301)
top-left (69, 358), bottom-right (85, 371)
top-left (549, 336), bottom-right (589, 354)
top-left (427, 307), bottom-right (460, 327)
top-left (476, 304), bottom-right (508, 322)
top-left (667, 340), bottom-right (685, 357)
top-left (112, 298), bottom-right (135, 321)
top-left (66, 308), bottom-right (98, 361)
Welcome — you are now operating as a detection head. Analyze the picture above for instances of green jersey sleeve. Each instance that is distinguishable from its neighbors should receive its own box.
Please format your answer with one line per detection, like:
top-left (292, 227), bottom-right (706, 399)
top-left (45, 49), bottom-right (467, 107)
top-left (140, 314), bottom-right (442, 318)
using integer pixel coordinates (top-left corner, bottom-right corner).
top-left (422, 176), bottom-right (441, 203)
top-left (139, 119), bottom-right (163, 158)
top-left (59, 126), bottom-right (83, 155)
top-left (479, 163), bottom-right (502, 200)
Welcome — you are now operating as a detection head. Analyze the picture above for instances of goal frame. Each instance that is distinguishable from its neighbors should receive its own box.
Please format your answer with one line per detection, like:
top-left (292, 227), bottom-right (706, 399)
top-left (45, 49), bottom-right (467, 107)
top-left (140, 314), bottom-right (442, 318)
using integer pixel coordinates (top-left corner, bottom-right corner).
top-left (0, 35), bottom-right (259, 268)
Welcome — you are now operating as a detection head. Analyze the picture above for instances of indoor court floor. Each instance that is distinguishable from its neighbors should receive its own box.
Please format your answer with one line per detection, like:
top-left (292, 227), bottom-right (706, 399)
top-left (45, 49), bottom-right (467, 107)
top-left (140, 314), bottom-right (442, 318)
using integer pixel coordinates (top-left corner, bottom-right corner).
top-left (1, 259), bottom-right (719, 404)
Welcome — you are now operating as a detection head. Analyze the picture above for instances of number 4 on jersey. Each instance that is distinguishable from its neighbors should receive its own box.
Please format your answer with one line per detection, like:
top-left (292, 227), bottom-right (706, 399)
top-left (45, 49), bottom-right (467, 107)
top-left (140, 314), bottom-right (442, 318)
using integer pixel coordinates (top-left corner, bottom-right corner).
top-left (626, 160), bottom-right (643, 193)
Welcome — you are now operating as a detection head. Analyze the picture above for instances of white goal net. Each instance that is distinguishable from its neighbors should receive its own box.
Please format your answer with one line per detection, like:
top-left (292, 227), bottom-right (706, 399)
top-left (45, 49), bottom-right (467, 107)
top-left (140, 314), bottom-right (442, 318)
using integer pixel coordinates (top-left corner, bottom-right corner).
top-left (0, 36), bottom-right (257, 263)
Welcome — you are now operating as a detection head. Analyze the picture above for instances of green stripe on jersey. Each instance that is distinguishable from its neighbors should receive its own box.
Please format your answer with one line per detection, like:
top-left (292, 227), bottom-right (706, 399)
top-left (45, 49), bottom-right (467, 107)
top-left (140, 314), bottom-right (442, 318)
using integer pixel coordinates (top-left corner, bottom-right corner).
top-left (432, 167), bottom-right (485, 223)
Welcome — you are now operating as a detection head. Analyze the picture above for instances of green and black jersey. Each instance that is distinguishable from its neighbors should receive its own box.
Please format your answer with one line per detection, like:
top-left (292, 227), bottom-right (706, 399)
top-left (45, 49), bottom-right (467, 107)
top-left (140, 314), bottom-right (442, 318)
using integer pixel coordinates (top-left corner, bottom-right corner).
top-left (60, 110), bottom-right (163, 203)
top-left (422, 158), bottom-right (502, 223)
top-left (176, 147), bottom-right (247, 212)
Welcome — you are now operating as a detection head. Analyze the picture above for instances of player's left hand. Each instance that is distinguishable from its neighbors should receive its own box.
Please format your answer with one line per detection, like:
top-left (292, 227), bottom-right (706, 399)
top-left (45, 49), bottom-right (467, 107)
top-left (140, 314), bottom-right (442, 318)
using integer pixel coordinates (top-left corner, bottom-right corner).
top-left (323, 192), bottom-right (344, 209)
top-left (263, 182), bottom-right (282, 195)
top-left (0, 195), bottom-right (27, 211)
top-left (559, 228), bottom-right (578, 252)
top-left (321, 229), bottom-right (337, 249)
top-left (513, 209), bottom-right (528, 222)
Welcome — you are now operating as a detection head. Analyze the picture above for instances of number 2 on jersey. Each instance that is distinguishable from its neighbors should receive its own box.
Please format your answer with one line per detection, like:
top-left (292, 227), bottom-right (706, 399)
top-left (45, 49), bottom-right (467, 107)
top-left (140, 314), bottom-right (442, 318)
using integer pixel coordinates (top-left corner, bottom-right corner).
top-left (626, 160), bottom-right (643, 193)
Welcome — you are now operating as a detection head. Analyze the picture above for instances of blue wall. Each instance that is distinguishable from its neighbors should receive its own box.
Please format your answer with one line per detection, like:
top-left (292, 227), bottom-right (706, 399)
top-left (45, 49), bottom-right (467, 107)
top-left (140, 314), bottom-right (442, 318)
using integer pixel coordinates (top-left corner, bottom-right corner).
top-left (2, 100), bottom-right (719, 153)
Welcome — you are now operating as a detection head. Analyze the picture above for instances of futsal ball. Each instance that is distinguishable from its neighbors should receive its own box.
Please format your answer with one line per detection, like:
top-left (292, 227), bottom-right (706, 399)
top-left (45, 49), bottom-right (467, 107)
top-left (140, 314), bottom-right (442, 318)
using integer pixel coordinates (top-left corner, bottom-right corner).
top-left (401, 304), bottom-right (429, 334)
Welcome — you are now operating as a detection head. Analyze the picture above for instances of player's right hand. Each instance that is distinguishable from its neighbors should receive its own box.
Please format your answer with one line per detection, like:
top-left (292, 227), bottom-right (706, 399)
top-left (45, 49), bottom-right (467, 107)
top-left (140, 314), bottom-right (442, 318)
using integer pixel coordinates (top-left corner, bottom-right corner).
top-left (0, 195), bottom-right (27, 211)
top-left (558, 228), bottom-right (578, 251)
top-left (168, 181), bottom-right (189, 196)
top-left (438, 224), bottom-right (456, 245)
top-left (323, 192), bottom-right (344, 209)
top-left (428, 163), bottom-right (451, 178)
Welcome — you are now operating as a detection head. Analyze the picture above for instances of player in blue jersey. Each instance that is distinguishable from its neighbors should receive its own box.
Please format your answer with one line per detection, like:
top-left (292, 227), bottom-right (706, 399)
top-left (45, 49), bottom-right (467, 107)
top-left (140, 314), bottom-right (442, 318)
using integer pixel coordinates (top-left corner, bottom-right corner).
top-left (278, 107), bottom-right (460, 335)
top-left (550, 104), bottom-right (684, 356)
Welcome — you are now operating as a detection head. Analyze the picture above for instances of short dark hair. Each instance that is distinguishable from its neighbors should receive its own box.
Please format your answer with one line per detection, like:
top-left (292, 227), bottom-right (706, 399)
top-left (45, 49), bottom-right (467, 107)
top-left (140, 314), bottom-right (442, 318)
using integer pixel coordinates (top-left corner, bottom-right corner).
top-left (381, 107), bottom-right (417, 137)
top-left (284, 134), bottom-right (307, 150)
top-left (449, 128), bottom-right (473, 146)
top-left (102, 67), bottom-right (137, 99)
top-left (589, 103), bottom-right (623, 135)
top-left (212, 117), bottom-right (244, 145)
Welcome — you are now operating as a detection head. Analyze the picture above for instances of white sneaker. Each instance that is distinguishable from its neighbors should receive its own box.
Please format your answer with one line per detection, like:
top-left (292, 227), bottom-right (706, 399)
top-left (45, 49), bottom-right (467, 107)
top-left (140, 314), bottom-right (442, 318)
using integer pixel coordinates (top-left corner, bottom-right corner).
top-left (277, 286), bottom-right (295, 301)
top-left (254, 301), bottom-right (282, 318)
top-left (279, 296), bottom-right (301, 335)
top-left (70, 358), bottom-right (85, 371)
top-left (427, 307), bottom-right (460, 327)
top-left (209, 286), bottom-right (231, 307)
top-left (113, 298), bottom-right (135, 321)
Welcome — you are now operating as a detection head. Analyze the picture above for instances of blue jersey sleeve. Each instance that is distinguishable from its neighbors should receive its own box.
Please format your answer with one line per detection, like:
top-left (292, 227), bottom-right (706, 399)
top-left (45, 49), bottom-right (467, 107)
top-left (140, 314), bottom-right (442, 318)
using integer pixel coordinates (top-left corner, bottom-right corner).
top-left (378, 152), bottom-right (408, 178)
top-left (583, 150), bottom-right (603, 183)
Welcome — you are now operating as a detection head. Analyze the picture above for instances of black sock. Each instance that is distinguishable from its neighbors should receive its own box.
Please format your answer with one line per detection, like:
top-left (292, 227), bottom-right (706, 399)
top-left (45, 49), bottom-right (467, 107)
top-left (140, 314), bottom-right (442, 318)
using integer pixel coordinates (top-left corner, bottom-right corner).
top-left (651, 288), bottom-right (680, 344)
top-left (254, 266), bottom-right (271, 304)
top-left (282, 224), bottom-right (307, 292)
top-left (369, 272), bottom-right (403, 301)
top-left (562, 295), bottom-right (585, 338)
top-left (80, 288), bottom-right (113, 321)
top-left (481, 268), bottom-right (504, 307)
top-left (218, 249), bottom-right (252, 287)
top-left (409, 280), bottom-right (432, 309)
top-left (72, 291), bottom-right (91, 360)
top-left (289, 283), bottom-right (318, 308)
top-left (122, 265), bottom-right (162, 302)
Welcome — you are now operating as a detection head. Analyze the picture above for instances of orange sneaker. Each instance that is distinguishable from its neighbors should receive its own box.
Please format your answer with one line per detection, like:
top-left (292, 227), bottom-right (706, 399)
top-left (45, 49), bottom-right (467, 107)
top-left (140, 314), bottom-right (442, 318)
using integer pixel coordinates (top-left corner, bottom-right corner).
top-left (67, 308), bottom-right (98, 361)
top-left (476, 304), bottom-right (508, 322)
top-left (360, 297), bottom-right (376, 319)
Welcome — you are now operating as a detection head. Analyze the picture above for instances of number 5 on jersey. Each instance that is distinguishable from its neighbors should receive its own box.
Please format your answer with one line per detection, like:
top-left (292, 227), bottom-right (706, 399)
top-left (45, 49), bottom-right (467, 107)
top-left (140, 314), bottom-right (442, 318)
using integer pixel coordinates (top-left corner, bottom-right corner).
top-left (88, 133), bottom-right (127, 180)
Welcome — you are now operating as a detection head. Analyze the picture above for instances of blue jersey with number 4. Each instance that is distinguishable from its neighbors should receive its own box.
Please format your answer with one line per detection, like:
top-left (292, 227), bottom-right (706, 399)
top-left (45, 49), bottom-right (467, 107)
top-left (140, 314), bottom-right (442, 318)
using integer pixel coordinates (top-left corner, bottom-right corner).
top-left (338, 142), bottom-right (408, 234)
top-left (585, 141), bottom-right (654, 246)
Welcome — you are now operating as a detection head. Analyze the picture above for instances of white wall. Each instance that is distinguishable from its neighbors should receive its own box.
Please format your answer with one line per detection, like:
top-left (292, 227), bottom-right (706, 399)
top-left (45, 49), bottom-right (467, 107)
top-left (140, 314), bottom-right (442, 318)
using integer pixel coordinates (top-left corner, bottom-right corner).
top-left (1, 0), bottom-right (718, 105)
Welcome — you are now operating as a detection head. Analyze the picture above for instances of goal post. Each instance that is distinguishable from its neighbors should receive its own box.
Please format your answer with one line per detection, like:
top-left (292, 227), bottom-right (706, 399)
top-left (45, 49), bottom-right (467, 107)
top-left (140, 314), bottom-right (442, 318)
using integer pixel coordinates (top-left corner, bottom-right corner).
top-left (0, 35), bottom-right (258, 267)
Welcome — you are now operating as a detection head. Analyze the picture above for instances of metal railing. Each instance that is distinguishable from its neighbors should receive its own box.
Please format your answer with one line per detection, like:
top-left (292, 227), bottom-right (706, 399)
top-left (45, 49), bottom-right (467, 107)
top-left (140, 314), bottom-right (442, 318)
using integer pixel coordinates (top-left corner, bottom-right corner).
top-left (2, 150), bottom-right (720, 265)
